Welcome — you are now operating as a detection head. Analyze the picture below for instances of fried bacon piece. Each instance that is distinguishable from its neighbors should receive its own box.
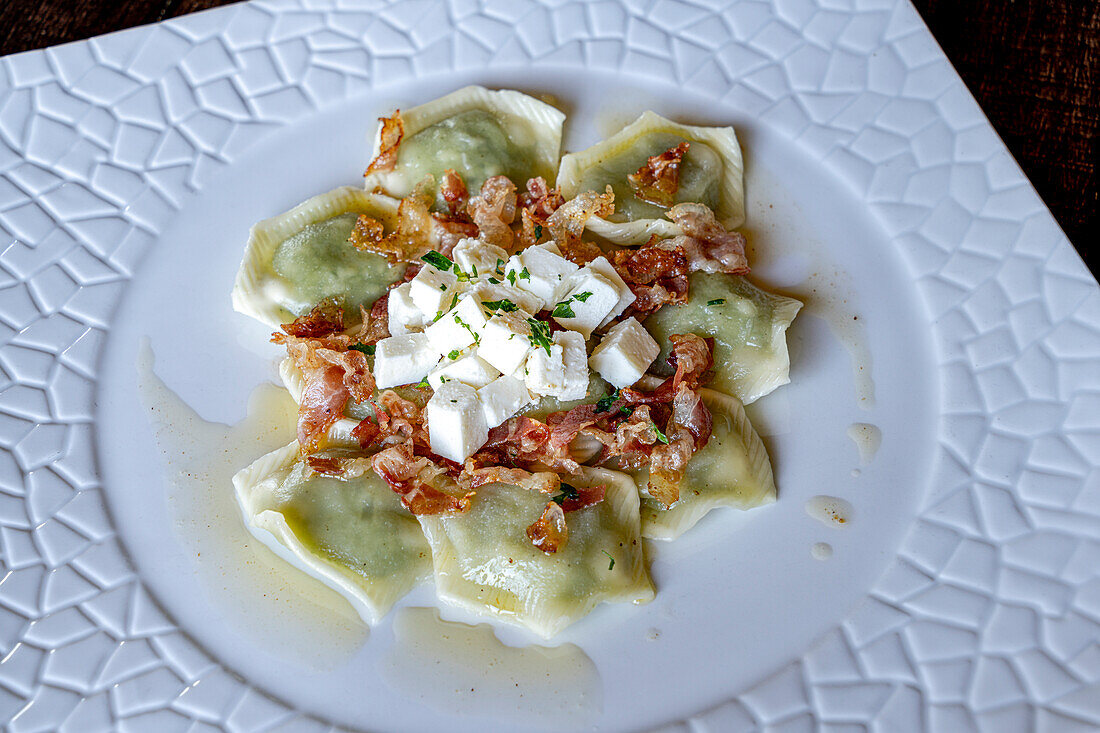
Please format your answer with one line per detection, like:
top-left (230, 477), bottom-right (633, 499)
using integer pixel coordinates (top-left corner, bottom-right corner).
top-left (558, 483), bottom-right (606, 513)
top-left (547, 186), bottom-right (615, 245)
top-left (518, 177), bottom-right (565, 221)
top-left (371, 441), bottom-right (472, 515)
top-left (526, 501), bottom-right (568, 554)
top-left (295, 365), bottom-right (350, 453)
top-left (628, 142), bottom-right (689, 207)
top-left (357, 294), bottom-right (390, 344)
top-left (466, 175), bottom-right (517, 249)
top-left (440, 169), bottom-right (469, 216)
top-left (347, 216), bottom-right (384, 251)
top-left (647, 384), bottom-right (713, 506)
top-left (430, 214), bottom-right (479, 256)
top-left (364, 111), bottom-right (404, 177)
top-left (304, 455), bottom-right (343, 476)
top-left (665, 203), bottom-right (749, 275)
top-left (477, 416), bottom-right (581, 473)
top-left (281, 300), bottom-right (344, 338)
top-left (460, 465), bottom-right (561, 495)
top-left (352, 184), bottom-right (435, 263)
top-left (611, 240), bottom-right (690, 318)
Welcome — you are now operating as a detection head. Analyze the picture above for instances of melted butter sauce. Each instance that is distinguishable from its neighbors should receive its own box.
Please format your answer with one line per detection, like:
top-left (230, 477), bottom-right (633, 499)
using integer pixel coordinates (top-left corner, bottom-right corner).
top-left (137, 339), bottom-right (368, 666)
top-left (805, 495), bottom-right (854, 528)
top-left (847, 422), bottom-right (883, 465)
top-left (384, 607), bottom-right (601, 724)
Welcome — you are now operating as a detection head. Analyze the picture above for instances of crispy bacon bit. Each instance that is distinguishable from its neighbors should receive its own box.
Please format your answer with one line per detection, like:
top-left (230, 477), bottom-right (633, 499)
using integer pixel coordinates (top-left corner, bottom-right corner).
top-left (466, 175), bottom-right (517, 249)
top-left (557, 237), bottom-right (604, 266)
top-left (666, 203), bottom-right (749, 275)
top-left (440, 169), bottom-right (469, 216)
top-left (296, 365), bottom-right (349, 453)
top-left (305, 455), bottom-right (343, 476)
top-left (281, 300), bottom-right (344, 338)
top-left (647, 384), bottom-right (713, 506)
top-left (526, 501), bottom-right (568, 554)
top-left (547, 186), bottom-right (615, 245)
top-left (371, 442), bottom-right (472, 515)
top-left (477, 416), bottom-right (581, 473)
top-left (364, 111), bottom-right (404, 177)
top-left (354, 184), bottom-right (435, 263)
top-left (611, 240), bottom-right (691, 318)
top-left (347, 216), bottom-right (384, 251)
top-left (431, 214), bottom-right (479, 256)
top-left (358, 294), bottom-right (390, 344)
top-left (560, 483), bottom-right (606, 513)
top-left (460, 465), bottom-right (561, 495)
top-left (518, 177), bottom-right (565, 221)
top-left (628, 142), bottom-right (689, 207)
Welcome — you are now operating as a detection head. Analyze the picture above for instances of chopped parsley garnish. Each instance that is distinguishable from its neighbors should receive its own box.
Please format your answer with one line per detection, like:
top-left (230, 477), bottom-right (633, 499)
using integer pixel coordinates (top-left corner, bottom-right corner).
top-left (415, 376), bottom-right (430, 389)
top-left (706, 298), bottom-right (726, 306)
top-left (421, 251), bottom-right (452, 271)
top-left (602, 550), bottom-right (615, 571)
top-left (449, 293), bottom-right (460, 311)
top-left (495, 258), bottom-right (505, 275)
top-left (506, 270), bottom-right (517, 286)
top-left (350, 343), bottom-right (375, 356)
top-left (454, 315), bottom-right (480, 344)
top-left (620, 406), bottom-right (634, 416)
top-left (551, 483), bottom-right (579, 505)
top-left (534, 224), bottom-right (543, 239)
top-left (652, 422), bottom-right (670, 444)
top-left (595, 390), bottom-right (620, 413)
top-left (551, 291), bottom-right (593, 319)
top-left (526, 317), bottom-right (553, 355)
top-left (519, 267), bottom-right (531, 281)
top-left (451, 262), bottom-right (475, 282)
top-left (447, 349), bottom-right (461, 360)
top-left (487, 277), bottom-right (501, 284)
top-left (482, 299), bottom-right (519, 312)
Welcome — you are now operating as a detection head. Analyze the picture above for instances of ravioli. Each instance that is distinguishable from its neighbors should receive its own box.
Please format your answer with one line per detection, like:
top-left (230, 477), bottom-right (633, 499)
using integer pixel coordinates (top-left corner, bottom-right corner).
top-left (363, 86), bottom-right (565, 210)
top-left (232, 186), bottom-right (406, 327)
top-left (557, 111), bottom-right (745, 244)
top-left (630, 388), bottom-right (776, 540)
top-left (645, 272), bottom-right (802, 404)
top-left (233, 443), bottom-right (432, 624)
top-left (416, 468), bottom-right (654, 638)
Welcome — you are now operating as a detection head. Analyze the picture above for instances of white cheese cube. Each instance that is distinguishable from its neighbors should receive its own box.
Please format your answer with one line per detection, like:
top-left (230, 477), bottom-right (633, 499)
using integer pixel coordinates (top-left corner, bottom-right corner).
top-left (423, 292), bottom-right (487, 355)
top-left (409, 263), bottom-right (459, 317)
top-left (427, 348), bottom-right (500, 389)
top-left (374, 333), bottom-right (439, 388)
top-left (473, 280), bottom-right (542, 317)
top-left (427, 381), bottom-right (488, 463)
top-left (588, 317), bottom-right (660, 388)
top-left (550, 271), bottom-right (620, 339)
top-left (586, 256), bottom-right (637, 327)
top-left (452, 238), bottom-right (508, 278)
top-left (555, 330), bottom-right (589, 401)
top-left (505, 244), bottom-right (579, 309)
top-left (478, 310), bottom-right (534, 375)
top-left (477, 375), bottom-right (534, 428)
top-left (525, 341), bottom-right (566, 398)
top-left (387, 282), bottom-right (424, 336)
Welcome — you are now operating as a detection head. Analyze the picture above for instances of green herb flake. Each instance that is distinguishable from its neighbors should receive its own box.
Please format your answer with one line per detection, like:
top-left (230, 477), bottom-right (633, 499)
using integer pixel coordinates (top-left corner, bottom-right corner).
top-left (551, 300), bottom-right (576, 319)
top-left (495, 258), bottom-right (505, 275)
top-left (620, 406), bottom-right (634, 416)
top-left (487, 277), bottom-right (501, 284)
top-left (350, 344), bottom-right (375, 356)
top-left (447, 349), bottom-right (461, 360)
top-left (602, 550), bottom-right (615, 571)
top-left (551, 483), bottom-right (579, 505)
top-left (526, 317), bottom-right (554, 355)
top-left (506, 270), bottom-right (517, 286)
top-left (454, 315), bottom-right (480, 344)
top-left (652, 422), bottom-right (670, 444)
top-left (421, 251), bottom-right (452, 271)
top-left (482, 298), bottom-right (519, 313)
top-left (534, 224), bottom-right (543, 239)
top-left (706, 298), bottom-right (726, 307)
top-left (595, 390), bottom-right (620, 413)
top-left (519, 267), bottom-right (531, 281)
top-left (574, 291), bottom-right (593, 303)
top-left (415, 376), bottom-right (431, 389)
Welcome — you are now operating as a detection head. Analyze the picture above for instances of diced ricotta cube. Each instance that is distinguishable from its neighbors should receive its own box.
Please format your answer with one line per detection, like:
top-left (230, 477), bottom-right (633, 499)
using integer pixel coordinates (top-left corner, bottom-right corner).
top-left (387, 282), bottom-right (425, 336)
top-left (525, 341), bottom-right (566, 398)
top-left (555, 330), bottom-right (590, 401)
top-left (409, 263), bottom-right (459, 317)
top-left (374, 333), bottom-right (439, 388)
top-left (452, 238), bottom-right (508, 278)
top-left (550, 271), bottom-right (620, 339)
top-left (588, 317), bottom-right (660, 388)
top-left (473, 280), bottom-right (542, 317)
top-left (586, 256), bottom-right (637, 327)
top-left (505, 244), bottom-right (579, 309)
top-left (423, 292), bottom-right (487, 355)
top-left (427, 381), bottom-right (489, 463)
top-left (478, 310), bottom-right (534, 375)
top-left (477, 375), bottom-right (534, 428)
top-left (427, 348), bottom-right (500, 389)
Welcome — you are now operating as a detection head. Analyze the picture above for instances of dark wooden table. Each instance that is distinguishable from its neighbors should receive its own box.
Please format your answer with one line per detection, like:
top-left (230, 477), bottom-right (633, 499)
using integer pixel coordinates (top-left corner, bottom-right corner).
top-left (1, 0), bottom-right (1096, 277)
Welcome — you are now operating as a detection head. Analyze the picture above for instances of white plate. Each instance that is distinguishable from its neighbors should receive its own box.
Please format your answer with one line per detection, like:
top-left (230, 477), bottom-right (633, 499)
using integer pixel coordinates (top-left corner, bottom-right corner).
top-left (1, 1), bottom-right (1097, 731)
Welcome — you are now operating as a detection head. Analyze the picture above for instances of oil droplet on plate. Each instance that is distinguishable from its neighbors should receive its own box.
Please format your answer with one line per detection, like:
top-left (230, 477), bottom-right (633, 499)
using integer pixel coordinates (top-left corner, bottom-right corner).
top-left (847, 423), bottom-right (882, 465)
top-left (137, 339), bottom-right (368, 666)
top-left (811, 542), bottom-right (833, 560)
top-left (385, 607), bottom-right (601, 724)
top-left (805, 495), bottom-right (853, 528)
